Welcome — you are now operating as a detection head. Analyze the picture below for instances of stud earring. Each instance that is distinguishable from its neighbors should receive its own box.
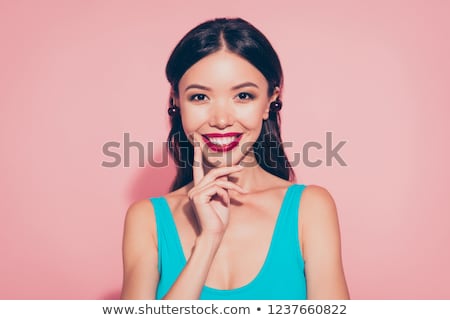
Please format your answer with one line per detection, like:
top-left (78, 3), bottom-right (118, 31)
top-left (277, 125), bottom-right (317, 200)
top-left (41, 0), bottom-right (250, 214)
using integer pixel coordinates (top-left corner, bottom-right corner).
top-left (168, 99), bottom-right (180, 117)
top-left (269, 99), bottom-right (282, 112)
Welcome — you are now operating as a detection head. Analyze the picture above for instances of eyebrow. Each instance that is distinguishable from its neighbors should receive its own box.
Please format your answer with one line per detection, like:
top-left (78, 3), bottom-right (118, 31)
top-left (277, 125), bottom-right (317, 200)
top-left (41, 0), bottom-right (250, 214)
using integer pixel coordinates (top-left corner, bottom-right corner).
top-left (184, 82), bottom-right (259, 92)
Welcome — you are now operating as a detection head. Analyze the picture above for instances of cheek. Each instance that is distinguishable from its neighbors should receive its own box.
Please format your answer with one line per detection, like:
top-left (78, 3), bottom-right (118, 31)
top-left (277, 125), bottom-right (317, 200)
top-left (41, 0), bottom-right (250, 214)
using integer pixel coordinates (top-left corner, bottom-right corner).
top-left (238, 106), bottom-right (266, 128)
top-left (180, 109), bottom-right (207, 134)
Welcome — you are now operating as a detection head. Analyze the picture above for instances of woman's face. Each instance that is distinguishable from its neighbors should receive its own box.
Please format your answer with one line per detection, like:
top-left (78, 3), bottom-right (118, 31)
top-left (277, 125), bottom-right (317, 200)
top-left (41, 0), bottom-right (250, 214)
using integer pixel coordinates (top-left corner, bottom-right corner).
top-left (176, 50), bottom-right (279, 167)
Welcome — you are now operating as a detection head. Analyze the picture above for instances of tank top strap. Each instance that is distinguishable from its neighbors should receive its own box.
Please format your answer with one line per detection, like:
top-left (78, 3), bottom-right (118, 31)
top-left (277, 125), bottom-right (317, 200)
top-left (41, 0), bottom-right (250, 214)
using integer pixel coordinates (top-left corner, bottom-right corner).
top-left (267, 184), bottom-right (307, 263)
top-left (149, 197), bottom-right (185, 276)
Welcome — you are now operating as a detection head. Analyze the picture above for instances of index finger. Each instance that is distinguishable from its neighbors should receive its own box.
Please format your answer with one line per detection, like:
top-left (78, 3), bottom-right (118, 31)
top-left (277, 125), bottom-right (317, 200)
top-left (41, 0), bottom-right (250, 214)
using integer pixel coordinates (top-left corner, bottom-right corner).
top-left (192, 132), bottom-right (204, 185)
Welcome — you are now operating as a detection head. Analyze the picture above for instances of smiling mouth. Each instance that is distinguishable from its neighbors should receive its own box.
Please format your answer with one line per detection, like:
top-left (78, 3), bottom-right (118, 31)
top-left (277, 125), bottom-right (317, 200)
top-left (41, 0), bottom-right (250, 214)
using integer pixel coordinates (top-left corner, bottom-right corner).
top-left (201, 133), bottom-right (243, 152)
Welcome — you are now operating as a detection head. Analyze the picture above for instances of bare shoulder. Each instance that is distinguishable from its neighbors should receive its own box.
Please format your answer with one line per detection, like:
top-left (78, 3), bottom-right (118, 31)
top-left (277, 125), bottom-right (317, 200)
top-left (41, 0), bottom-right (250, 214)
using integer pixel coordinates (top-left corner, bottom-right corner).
top-left (299, 184), bottom-right (341, 260)
top-left (122, 199), bottom-right (159, 274)
top-left (121, 198), bottom-right (159, 299)
top-left (298, 185), bottom-right (350, 299)
top-left (302, 184), bottom-right (336, 203)
top-left (124, 199), bottom-right (157, 244)
top-left (126, 198), bottom-right (155, 217)
top-left (299, 184), bottom-right (344, 266)
top-left (124, 185), bottom-right (186, 232)
top-left (300, 184), bottom-right (338, 220)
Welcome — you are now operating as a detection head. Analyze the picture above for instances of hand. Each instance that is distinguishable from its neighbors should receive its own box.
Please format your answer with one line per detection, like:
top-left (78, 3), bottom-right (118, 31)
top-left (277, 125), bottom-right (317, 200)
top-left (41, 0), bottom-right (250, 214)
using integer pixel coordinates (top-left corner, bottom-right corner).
top-left (187, 132), bottom-right (247, 237)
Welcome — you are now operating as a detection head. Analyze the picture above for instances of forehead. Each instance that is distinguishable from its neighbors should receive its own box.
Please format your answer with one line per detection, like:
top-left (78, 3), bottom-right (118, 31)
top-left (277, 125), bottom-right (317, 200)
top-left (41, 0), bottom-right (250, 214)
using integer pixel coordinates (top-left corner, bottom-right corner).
top-left (178, 50), bottom-right (268, 91)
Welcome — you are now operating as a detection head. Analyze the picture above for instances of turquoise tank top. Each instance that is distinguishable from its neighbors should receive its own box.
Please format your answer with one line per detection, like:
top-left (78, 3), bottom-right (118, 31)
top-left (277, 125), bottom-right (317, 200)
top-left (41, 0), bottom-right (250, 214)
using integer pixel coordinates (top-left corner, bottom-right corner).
top-left (150, 183), bottom-right (307, 300)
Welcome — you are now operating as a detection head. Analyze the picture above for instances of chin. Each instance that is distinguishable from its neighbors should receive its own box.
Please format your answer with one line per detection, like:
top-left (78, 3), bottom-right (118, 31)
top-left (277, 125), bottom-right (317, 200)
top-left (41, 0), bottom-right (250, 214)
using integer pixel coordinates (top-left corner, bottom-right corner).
top-left (202, 153), bottom-right (245, 168)
top-left (201, 136), bottom-right (255, 168)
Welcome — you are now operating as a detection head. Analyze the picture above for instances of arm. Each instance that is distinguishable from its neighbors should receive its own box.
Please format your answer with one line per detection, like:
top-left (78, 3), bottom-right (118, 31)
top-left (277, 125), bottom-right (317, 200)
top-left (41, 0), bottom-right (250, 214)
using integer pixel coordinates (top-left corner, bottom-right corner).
top-left (160, 132), bottom-right (244, 299)
top-left (120, 199), bottom-right (224, 300)
top-left (300, 185), bottom-right (350, 299)
top-left (162, 234), bottom-right (222, 299)
top-left (120, 200), bottom-right (159, 299)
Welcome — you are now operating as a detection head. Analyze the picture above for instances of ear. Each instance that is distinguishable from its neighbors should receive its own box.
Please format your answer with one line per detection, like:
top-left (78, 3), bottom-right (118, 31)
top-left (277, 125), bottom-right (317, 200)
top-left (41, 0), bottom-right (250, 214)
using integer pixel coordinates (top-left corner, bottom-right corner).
top-left (270, 86), bottom-right (281, 103)
top-left (170, 88), bottom-right (179, 106)
top-left (263, 86), bottom-right (281, 120)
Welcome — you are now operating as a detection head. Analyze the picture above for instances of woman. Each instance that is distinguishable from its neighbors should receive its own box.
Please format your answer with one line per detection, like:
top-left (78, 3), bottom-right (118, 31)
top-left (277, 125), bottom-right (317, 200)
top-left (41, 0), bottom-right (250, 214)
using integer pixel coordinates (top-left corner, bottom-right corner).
top-left (121, 17), bottom-right (349, 300)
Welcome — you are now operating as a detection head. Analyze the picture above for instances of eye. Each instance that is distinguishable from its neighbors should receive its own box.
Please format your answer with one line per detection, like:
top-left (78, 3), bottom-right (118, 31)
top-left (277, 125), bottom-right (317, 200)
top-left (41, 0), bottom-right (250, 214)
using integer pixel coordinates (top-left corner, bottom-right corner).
top-left (189, 94), bottom-right (208, 102)
top-left (236, 92), bottom-right (255, 101)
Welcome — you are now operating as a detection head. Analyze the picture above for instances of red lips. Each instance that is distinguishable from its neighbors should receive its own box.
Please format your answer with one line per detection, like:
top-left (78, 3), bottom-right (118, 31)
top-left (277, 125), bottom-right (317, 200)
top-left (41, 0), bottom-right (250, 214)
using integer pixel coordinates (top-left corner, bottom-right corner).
top-left (200, 132), bottom-right (243, 152)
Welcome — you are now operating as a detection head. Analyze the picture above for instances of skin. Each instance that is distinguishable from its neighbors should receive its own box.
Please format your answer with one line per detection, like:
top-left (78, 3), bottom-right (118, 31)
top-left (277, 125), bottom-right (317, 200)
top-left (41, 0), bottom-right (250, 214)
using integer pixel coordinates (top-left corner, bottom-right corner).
top-left (120, 49), bottom-right (350, 299)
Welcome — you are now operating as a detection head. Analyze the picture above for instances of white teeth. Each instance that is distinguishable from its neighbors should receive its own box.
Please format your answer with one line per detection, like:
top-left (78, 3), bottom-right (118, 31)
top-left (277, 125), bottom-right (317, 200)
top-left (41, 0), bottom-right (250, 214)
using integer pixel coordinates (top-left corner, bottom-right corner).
top-left (209, 136), bottom-right (237, 146)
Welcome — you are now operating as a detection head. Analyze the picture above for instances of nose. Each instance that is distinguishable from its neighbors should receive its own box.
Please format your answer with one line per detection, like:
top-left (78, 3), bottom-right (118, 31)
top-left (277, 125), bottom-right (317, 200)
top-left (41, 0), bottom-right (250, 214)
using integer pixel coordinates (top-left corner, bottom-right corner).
top-left (208, 100), bottom-right (234, 129)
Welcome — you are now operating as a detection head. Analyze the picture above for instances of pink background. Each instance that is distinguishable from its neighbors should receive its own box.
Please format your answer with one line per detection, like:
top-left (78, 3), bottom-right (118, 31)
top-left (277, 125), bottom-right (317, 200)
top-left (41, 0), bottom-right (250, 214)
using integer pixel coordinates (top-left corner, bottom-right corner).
top-left (1, 0), bottom-right (449, 299)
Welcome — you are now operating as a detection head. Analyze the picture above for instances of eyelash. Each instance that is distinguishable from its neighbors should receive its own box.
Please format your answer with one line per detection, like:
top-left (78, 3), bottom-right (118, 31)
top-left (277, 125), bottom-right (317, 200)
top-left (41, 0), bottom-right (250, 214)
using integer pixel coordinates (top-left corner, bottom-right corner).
top-left (189, 94), bottom-right (207, 101)
top-left (236, 92), bottom-right (255, 100)
top-left (188, 92), bottom-right (255, 102)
